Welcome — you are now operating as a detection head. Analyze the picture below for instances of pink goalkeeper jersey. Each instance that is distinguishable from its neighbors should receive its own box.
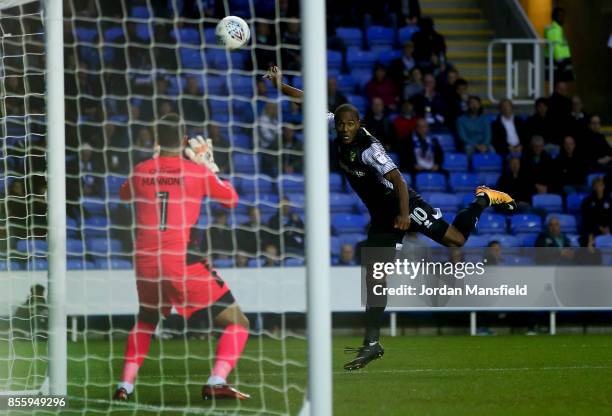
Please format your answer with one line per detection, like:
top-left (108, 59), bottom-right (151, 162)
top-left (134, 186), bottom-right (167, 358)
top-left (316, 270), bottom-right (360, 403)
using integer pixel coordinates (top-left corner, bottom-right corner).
top-left (120, 156), bottom-right (238, 264)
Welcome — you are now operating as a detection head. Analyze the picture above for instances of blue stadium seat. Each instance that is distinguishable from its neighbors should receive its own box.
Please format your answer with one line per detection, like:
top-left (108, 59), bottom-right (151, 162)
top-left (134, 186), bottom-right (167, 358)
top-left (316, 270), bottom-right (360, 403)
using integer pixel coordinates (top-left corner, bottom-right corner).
top-left (510, 214), bottom-right (542, 234)
top-left (286, 192), bottom-right (305, 208)
top-left (232, 100), bottom-right (255, 123)
top-left (377, 50), bottom-right (401, 65)
top-left (230, 50), bottom-right (250, 69)
top-left (436, 134), bottom-right (456, 152)
top-left (27, 258), bottom-right (47, 271)
top-left (228, 214), bottom-right (250, 226)
top-left (179, 47), bottom-right (204, 69)
top-left (130, 6), bottom-right (150, 18)
top-left (135, 24), bottom-right (152, 41)
top-left (284, 258), bottom-right (305, 267)
top-left (502, 256), bottom-right (534, 266)
top-left (401, 173), bottom-right (413, 187)
top-left (229, 75), bottom-right (254, 97)
top-left (476, 213), bottom-right (507, 234)
top-left (472, 153), bottom-right (502, 172)
top-left (214, 258), bottom-right (234, 268)
top-left (16, 239), bottom-right (48, 256)
top-left (231, 134), bottom-right (253, 149)
top-left (477, 172), bottom-right (500, 187)
top-left (232, 153), bottom-right (258, 174)
top-left (449, 173), bottom-right (478, 192)
top-left (67, 239), bottom-right (85, 255)
top-left (103, 27), bottom-right (124, 42)
top-left (443, 153), bottom-right (468, 172)
top-left (346, 49), bottom-right (377, 70)
top-left (205, 48), bottom-right (229, 70)
top-left (366, 26), bottom-right (394, 51)
top-left (258, 194), bottom-right (280, 215)
top-left (420, 192), bottom-right (459, 213)
top-left (516, 233), bottom-right (539, 247)
top-left (74, 27), bottom-right (97, 43)
top-left (346, 94), bottom-right (367, 115)
top-left (586, 172), bottom-right (605, 187)
top-left (95, 258), bottom-right (133, 270)
top-left (205, 75), bottom-right (226, 96)
top-left (415, 172), bottom-right (446, 192)
top-left (203, 28), bottom-right (217, 44)
top-left (81, 197), bottom-right (106, 216)
top-left (327, 50), bottom-right (343, 72)
top-left (330, 192), bottom-right (358, 213)
top-left (388, 152), bottom-right (400, 167)
top-left (336, 27), bottom-right (363, 49)
top-left (237, 175), bottom-right (275, 194)
top-left (86, 238), bottom-right (123, 255)
top-left (331, 236), bottom-right (342, 255)
top-left (171, 27), bottom-right (200, 44)
top-left (349, 70), bottom-right (372, 91)
top-left (335, 74), bottom-right (356, 95)
top-left (595, 235), bottom-right (612, 248)
top-left (332, 214), bottom-right (369, 234)
top-left (106, 175), bottom-right (127, 195)
top-left (566, 193), bottom-right (587, 214)
top-left (208, 99), bottom-right (230, 118)
top-left (339, 233), bottom-right (366, 247)
top-left (330, 173), bottom-right (344, 193)
top-left (487, 234), bottom-right (520, 247)
top-left (532, 193), bottom-right (563, 213)
top-left (398, 25), bottom-right (419, 44)
top-left (546, 214), bottom-right (577, 234)
top-left (279, 174), bottom-right (304, 194)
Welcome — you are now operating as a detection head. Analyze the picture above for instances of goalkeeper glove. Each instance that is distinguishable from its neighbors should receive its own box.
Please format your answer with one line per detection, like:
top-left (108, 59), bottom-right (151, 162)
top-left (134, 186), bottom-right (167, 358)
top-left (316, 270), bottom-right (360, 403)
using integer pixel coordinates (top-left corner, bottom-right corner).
top-left (184, 135), bottom-right (220, 173)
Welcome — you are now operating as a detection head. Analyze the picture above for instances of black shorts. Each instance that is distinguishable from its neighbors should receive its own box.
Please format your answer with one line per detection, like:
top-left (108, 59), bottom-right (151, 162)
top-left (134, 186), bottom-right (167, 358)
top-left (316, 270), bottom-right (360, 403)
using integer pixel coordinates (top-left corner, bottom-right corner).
top-left (188, 290), bottom-right (237, 326)
top-left (366, 189), bottom-right (450, 248)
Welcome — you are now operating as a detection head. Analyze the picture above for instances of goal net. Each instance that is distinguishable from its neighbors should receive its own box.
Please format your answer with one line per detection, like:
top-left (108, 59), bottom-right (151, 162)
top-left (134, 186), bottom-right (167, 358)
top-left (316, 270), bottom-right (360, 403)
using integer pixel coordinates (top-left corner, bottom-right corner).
top-left (1, 0), bottom-right (312, 414)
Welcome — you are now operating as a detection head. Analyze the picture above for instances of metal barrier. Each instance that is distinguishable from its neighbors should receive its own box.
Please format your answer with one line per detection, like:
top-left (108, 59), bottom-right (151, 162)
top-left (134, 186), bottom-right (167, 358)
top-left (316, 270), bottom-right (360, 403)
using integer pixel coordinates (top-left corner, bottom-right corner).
top-left (487, 38), bottom-right (554, 104)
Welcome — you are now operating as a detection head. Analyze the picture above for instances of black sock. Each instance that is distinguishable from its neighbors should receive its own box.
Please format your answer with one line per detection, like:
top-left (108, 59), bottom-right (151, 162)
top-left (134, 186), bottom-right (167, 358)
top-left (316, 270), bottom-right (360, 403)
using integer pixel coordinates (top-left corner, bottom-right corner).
top-left (364, 306), bottom-right (385, 345)
top-left (452, 196), bottom-right (488, 240)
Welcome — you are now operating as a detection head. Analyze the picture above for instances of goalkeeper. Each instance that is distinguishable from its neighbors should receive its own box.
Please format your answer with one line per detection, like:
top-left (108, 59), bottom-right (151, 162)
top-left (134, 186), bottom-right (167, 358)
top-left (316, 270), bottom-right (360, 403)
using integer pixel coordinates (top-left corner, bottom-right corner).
top-left (114, 113), bottom-right (250, 401)
top-left (264, 66), bottom-right (517, 371)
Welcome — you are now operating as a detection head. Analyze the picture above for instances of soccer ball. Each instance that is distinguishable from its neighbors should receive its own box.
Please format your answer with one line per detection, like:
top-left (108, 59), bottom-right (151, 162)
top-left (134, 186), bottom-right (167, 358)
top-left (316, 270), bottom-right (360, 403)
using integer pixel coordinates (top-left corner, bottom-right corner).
top-left (215, 16), bottom-right (250, 50)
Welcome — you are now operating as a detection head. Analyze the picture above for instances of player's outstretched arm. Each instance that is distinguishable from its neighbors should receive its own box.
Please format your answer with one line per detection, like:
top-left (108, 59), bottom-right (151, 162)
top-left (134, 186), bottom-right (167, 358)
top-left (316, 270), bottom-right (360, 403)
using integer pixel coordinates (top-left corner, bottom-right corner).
top-left (384, 169), bottom-right (411, 231)
top-left (263, 65), bottom-right (303, 100)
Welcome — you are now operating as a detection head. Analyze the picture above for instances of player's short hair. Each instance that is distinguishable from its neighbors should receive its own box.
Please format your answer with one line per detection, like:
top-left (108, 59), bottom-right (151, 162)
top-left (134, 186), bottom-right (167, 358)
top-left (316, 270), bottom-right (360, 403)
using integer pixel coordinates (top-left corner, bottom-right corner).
top-left (156, 113), bottom-right (185, 150)
top-left (334, 103), bottom-right (360, 120)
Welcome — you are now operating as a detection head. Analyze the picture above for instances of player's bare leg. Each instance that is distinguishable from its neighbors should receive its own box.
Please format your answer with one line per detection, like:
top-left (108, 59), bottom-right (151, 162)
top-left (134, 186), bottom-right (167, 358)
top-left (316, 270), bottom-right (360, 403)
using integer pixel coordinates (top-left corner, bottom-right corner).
top-left (202, 303), bottom-right (251, 400)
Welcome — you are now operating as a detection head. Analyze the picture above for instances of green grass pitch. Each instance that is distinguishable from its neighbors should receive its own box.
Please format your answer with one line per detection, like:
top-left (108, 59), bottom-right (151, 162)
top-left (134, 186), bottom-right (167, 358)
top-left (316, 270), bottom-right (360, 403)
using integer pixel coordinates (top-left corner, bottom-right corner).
top-left (4, 334), bottom-right (612, 415)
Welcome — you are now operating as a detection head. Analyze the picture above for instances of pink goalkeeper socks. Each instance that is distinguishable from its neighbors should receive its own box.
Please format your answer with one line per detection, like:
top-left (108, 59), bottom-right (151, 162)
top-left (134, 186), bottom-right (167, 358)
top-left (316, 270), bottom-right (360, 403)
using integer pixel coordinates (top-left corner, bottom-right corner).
top-left (121, 320), bottom-right (156, 384)
top-left (211, 324), bottom-right (249, 381)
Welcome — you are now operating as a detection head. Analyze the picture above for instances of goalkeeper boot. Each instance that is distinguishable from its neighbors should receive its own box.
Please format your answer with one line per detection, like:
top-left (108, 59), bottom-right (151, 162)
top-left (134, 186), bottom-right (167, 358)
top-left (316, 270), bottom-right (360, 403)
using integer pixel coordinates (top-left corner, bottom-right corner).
top-left (113, 387), bottom-right (131, 402)
top-left (343, 341), bottom-right (385, 371)
top-left (202, 384), bottom-right (251, 400)
top-left (475, 186), bottom-right (517, 213)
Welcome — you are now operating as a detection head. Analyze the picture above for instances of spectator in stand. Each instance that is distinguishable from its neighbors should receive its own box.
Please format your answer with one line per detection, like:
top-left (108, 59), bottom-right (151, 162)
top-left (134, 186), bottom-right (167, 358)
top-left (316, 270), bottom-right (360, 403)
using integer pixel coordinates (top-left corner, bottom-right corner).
top-left (456, 96), bottom-right (492, 154)
top-left (547, 81), bottom-right (572, 144)
top-left (554, 136), bottom-right (587, 194)
top-left (389, 41), bottom-right (416, 91)
top-left (281, 126), bottom-right (303, 174)
top-left (581, 176), bottom-right (611, 240)
top-left (365, 63), bottom-right (399, 111)
top-left (525, 97), bottom-right (554, 145)
top-left (402, 66), bottom-right (424, 101)
top-left (207, 124), bottom-right (230, 173)
top-left (492, 99), bottom-right (526, 156)
top-left (208, 209), bottom-right (235, 260)
top-left (436, 65), bottom-right (458, 95)
top-left (406, 118), bottom-right (444, 173)
top-left (535, 216), bottom-right (573, 264)
top-left (364, 97), bottom-right (396, 150)
top-left (484, 240), bottom-right (502, 265)
top-left (76, 142), bottom-right (105, 196)
top-left (280, 19), bottom-right (301, 71)
top-left (544, 7), bottom-right (573, 82)
top-left (258, 102), bottom-right (281, 176)
top-left (236, 207), bottom-right (276, 258)
top-left (585, 114), bottom-right (612, 173)
top-left (254, 22), bottom-right (277, 70)
top-left (267, 197), bottom-right (304, 256)
top-left (568, 95), bottom-right (588, 139)
top-left (328, 77), bottom-right (348, 113)
top-left (411, 17), bottom-right (446, 68)
top-left (409, 73), bottom-right (446, 128)
top-left (444, 78), bottom-right (469, 129)
top-left (105, 123), bottom-right (130, 175)
top-left (336, 243), bottom-right (358, 266)
top-left (131, 127), bottom-right (155, 166)
top-left (262, 244), bottom-right (281, 267)
top-left (496, 156), bottom-right (533, 208)
top-left (521, 135), bottom-right (554, 195)
top-left (393, 101), bottom-right (418, 143)
top-left (6, 181), bottom-right (28, 251)
top-left (181, 76), bottom-right (206, 127)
